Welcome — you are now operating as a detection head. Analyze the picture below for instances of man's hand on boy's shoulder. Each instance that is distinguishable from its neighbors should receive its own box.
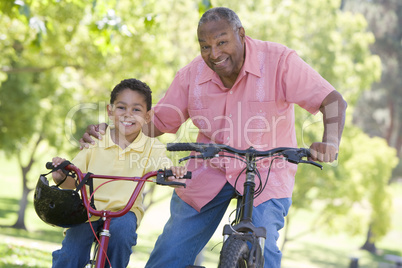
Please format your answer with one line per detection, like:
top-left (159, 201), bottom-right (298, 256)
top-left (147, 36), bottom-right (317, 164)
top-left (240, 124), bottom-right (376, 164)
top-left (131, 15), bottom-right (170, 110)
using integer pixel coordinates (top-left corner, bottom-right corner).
top-left (79, 123), bottom-right (107, 149)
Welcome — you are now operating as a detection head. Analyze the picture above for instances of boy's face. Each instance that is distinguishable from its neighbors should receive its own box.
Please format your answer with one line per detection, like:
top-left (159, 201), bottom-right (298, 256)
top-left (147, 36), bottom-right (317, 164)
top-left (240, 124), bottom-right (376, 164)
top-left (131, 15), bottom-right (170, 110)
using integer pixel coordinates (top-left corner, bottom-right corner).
top-left (107, 88), bottom-right (151, 142)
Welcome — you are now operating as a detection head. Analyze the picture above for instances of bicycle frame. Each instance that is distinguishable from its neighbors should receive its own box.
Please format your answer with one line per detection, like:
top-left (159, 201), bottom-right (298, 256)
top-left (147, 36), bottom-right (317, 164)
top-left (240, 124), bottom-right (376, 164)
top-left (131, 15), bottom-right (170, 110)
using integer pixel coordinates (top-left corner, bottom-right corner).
top-left (166, 142), bottom-right (322, 268)
top-left (62, 164), bottom-right (157, 268)
top-left (46, 163), bottom-right (190, 268)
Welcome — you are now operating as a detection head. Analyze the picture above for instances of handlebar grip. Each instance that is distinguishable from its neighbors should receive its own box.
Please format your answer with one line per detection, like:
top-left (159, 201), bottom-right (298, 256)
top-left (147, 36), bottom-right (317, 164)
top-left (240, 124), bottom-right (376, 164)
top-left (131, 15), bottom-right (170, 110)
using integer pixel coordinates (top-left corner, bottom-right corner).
top-left (167, 143), bottom-right (205, 152)
top-left (45, 160), bottom-right (71, 175)
top-left (156, 169), bottom-right (192, 188)
top-left (164, 169), bottom-right (192, 179)
top-left (46, 162), bottom-right (54, 169)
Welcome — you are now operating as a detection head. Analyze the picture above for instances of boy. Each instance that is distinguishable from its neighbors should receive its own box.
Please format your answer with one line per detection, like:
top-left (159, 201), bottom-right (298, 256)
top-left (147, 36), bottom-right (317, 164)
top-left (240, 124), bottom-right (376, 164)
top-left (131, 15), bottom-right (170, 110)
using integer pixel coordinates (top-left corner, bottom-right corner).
top-left (51, 78), bottom-right (186, 267)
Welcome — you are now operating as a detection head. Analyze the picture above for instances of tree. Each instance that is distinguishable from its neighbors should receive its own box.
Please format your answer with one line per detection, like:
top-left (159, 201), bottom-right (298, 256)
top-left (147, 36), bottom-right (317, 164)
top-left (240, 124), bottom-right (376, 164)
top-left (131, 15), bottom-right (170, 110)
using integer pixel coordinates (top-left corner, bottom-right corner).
top-left (342, 0), bottom-right (402, 253)
top-left (346, 0), bottom-right (402, 177)
top-left (0, 0), bottom-right (199, 229)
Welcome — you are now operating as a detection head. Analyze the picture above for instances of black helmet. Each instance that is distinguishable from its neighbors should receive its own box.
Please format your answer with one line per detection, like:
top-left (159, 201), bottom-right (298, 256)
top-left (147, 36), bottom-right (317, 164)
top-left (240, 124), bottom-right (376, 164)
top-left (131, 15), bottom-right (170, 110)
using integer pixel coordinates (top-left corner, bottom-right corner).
top-left (33, 175), bottom-right (88, 228)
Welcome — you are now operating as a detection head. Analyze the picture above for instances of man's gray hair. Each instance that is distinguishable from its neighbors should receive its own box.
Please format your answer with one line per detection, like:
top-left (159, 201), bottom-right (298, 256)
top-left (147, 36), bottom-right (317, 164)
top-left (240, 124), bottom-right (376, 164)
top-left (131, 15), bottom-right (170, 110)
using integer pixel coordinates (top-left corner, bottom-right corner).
top-left (198, 7), bottom-right (243, 31)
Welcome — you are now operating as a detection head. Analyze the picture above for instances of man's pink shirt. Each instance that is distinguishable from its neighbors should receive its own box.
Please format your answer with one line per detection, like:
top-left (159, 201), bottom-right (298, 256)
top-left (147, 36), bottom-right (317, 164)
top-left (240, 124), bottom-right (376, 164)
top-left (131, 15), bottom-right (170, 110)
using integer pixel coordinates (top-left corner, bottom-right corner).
top-left (153, 36), bottom-right (335, 211)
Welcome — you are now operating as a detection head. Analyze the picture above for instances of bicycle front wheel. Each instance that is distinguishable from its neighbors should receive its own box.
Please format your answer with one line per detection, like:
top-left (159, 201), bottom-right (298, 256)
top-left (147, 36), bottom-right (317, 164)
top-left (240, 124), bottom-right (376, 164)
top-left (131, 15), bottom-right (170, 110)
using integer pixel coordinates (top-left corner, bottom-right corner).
top-left (218, 238), bottom-right (249, 268)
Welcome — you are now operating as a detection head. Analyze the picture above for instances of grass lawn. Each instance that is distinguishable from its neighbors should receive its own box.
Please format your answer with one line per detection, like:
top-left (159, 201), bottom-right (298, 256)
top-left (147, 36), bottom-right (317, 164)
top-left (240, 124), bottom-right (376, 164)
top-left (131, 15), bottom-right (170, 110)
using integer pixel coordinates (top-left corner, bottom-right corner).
top-left (1, 152), bottom-right (401, 267)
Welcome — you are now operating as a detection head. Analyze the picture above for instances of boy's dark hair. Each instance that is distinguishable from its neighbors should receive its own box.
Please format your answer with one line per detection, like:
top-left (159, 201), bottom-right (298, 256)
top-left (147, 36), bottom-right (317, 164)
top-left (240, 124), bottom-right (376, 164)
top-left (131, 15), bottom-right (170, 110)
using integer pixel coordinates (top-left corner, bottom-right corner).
top-left (110, 78), bottom-right (152, 111)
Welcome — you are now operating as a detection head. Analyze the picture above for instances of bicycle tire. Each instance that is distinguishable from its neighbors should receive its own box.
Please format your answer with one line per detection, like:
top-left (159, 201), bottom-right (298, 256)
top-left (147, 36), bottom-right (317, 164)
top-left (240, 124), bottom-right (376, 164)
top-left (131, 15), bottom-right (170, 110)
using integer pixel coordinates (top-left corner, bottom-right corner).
top-left (218, 238), bottom-right (249, 268)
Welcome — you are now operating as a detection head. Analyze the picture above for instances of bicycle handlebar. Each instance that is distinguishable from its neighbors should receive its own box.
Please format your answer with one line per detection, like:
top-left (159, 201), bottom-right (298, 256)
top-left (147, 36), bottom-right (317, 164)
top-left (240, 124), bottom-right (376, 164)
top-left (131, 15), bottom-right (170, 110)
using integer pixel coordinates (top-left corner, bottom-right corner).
top-left (167, 143), bottom-right (323, 169)
top-left (45, 162), bottom-right (191, 187)
top-left (45, 162), bottom-right (192, 218)
top-left (45, 162), bottom-right (54, 169)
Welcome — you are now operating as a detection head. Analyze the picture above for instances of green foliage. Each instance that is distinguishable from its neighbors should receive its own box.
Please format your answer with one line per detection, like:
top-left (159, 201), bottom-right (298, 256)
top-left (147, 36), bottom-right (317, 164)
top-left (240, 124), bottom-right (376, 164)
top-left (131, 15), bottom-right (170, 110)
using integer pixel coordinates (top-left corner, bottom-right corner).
top-left (0, 0), bottom-right (200, 155)
top-left (0, 0), bottom-right (398, 242)
top-left (0, 0), bottom-right (201, 228)
top-left (346, 0), bottom-right (402, 179)
top-left (294, 121), bottom-right (398, 239)
top-left (199, 0), bottom-right (213, 16)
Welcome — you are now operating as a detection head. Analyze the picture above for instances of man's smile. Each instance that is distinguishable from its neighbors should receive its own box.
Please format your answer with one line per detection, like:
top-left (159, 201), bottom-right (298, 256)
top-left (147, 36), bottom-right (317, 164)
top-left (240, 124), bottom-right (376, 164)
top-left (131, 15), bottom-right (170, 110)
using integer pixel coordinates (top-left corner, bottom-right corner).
top-left (213, 57), bottom-right (228, 66)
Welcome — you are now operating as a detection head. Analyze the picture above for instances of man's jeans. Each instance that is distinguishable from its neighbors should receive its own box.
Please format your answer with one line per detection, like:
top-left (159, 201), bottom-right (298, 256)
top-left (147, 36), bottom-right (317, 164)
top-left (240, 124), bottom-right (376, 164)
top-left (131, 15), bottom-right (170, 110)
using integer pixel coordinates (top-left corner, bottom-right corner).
top-left (52, 212), bottom-right (137, 268)
top-left (145, 182), bottom-right (291, 268)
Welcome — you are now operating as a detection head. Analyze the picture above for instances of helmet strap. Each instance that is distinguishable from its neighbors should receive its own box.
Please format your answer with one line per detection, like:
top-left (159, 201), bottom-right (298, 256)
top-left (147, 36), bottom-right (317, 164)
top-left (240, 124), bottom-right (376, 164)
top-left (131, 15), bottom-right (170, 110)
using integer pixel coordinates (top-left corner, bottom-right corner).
top-left (55, 174), bottom-right (68, 187)
top-left (75, 172), bottom-right (97, 210)
top-left (42, 161), bottom-right (75, 188)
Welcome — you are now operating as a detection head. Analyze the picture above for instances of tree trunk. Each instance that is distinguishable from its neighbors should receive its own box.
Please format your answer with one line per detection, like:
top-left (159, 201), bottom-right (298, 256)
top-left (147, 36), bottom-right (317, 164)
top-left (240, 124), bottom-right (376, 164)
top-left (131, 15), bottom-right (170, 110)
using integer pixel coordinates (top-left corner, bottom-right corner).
top-left (11, 180), bottom-right (30, 230)
top-left (11, 135), bottom-right (42, 229)
top-left (385, 98), bottom-right (395, 146)
top-left (396, 122), bottom-right (402, 157)
top-left (360, 225), bottom-right (377, 254)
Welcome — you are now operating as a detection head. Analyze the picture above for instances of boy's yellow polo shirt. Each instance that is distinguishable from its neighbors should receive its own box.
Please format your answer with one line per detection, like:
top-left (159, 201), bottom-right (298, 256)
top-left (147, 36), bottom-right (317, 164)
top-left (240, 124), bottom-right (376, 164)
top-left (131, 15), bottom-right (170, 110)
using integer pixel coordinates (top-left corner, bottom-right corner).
top-left (72, 127), bottom-right (172, 225)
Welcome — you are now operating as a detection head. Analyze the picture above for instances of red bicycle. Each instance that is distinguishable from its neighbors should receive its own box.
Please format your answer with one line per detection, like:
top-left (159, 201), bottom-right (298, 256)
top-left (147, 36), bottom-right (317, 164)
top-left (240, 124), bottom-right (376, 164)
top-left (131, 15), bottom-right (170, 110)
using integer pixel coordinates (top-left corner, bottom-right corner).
top-left (33, 160), bottom-right (191, 268)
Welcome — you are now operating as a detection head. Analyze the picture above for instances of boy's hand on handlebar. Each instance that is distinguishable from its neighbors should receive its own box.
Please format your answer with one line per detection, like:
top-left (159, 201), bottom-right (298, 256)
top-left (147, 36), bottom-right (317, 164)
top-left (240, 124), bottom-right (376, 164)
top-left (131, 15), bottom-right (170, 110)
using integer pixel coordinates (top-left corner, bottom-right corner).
top-left (51, 157), bottom-right (67, 183)
top-left (309, 142), bottom-right (338, 163)
top-left (79, 123), bottom-right (107, 150)
top-left (167, 166), bottom-right (188, 188)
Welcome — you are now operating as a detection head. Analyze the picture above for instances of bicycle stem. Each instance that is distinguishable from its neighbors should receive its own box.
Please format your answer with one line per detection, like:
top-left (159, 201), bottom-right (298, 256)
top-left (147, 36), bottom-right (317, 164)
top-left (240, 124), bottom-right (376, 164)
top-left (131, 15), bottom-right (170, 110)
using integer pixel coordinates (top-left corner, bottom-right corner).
top-left (238, 152), bottom-right (256, 223)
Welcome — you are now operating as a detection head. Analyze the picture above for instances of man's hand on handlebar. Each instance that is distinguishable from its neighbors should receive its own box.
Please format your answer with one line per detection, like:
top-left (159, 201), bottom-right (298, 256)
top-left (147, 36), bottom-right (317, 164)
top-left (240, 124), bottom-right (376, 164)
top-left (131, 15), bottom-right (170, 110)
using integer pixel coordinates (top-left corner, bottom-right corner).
top-left (309, 142), bottom-right (338, 163)
top-left (79, 123), bottom-right (108, 150)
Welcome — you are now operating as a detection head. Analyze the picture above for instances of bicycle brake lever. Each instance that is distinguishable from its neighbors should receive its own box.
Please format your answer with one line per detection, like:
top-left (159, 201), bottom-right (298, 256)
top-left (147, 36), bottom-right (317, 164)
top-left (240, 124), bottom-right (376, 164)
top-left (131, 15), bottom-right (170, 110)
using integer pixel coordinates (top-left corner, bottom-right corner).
top-left (283, 150), bottom-right (323, 170)
top-left (179, 154), bottom-right (207, 163)
top-left (155, 169), bottom-right (192, 188)
top-left (178, 155), bottom-right (195, 163)
top-left (177, 145), bottom-right (220, 163)
top-left (299, 159), bottom-right (323, 169)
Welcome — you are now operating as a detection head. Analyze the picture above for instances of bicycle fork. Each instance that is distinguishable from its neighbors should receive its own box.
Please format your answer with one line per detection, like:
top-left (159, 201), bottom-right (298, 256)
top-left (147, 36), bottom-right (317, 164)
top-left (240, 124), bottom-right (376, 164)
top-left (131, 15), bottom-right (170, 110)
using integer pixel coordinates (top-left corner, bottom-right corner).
top-left (222, 151), bottom-right (266, 266)
top-left (85, 217), bottom-right (112, 268)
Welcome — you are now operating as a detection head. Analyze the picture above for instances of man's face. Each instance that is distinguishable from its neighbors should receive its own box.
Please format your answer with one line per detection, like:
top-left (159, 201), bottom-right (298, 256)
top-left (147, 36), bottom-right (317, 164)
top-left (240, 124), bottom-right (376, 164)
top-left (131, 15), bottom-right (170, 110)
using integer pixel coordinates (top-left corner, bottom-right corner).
top-left (197, 19), bottom-right (245, 87)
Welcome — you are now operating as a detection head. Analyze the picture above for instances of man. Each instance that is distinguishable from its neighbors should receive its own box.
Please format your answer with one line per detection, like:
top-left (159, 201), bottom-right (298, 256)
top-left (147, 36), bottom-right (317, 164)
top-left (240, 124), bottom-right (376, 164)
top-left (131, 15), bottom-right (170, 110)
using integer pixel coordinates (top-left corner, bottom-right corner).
top-left (81, 7), bottom-right (347, 268)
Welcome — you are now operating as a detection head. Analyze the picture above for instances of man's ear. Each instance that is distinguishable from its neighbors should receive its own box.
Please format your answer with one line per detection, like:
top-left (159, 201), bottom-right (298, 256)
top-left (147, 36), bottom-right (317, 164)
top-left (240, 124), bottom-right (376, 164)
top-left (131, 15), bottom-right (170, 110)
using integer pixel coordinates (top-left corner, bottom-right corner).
top-left (239, 27), bottom-right (245, 42)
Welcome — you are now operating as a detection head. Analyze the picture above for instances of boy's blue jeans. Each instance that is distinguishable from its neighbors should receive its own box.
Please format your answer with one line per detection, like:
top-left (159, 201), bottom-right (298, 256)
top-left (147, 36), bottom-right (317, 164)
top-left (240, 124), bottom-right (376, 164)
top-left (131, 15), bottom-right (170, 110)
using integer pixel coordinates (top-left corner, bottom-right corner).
top-left (52, 211), bottom-right (137, 268)
top-left (145, 182), bottom-right (291, 268)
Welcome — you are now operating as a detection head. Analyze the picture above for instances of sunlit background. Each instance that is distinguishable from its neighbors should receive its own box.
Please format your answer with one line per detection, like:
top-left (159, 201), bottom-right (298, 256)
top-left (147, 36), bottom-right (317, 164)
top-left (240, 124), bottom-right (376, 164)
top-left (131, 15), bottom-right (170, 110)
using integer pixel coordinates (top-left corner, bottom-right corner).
top-left (0, 0), bottom-right (401, 267)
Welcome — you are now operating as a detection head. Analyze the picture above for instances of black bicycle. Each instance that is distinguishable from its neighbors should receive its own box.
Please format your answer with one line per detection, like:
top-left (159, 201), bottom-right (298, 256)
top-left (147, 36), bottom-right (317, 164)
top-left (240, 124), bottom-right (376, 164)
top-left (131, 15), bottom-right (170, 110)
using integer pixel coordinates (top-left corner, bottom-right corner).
top-left (166, 143), bottom-right (323, 268)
